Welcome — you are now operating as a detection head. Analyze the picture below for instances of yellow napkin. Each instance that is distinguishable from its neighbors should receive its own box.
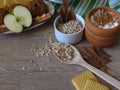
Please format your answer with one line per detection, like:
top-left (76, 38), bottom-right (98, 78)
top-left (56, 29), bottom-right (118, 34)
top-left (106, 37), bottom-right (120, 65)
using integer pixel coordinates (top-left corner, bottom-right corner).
top-left (84, 79), bottom-right (109, 90)
top-left (3, 0), bottom-right (16, 7)
top-left (0, 0), bottom-right (4, 8)
top-left (0, 0), bottom-right (31, 8)
top-left (71, 70), bottom-right (110, 90)
top-left (14, 0), bottom-right (32, 6)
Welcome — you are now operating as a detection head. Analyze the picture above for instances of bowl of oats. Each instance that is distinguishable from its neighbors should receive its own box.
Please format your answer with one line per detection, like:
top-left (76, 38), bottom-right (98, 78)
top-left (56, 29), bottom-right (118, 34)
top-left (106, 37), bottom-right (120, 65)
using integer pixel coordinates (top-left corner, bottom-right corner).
top-left (85, 6), bottom-right (120, 47)
top-left (54, 14), bottom-right (85, 44)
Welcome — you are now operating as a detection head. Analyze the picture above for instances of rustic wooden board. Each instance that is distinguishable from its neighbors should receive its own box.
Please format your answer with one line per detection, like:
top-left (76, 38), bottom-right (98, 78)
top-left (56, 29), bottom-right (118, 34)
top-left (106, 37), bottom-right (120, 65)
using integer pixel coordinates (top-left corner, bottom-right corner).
top-left (0, 20), bottom-right (120, 90)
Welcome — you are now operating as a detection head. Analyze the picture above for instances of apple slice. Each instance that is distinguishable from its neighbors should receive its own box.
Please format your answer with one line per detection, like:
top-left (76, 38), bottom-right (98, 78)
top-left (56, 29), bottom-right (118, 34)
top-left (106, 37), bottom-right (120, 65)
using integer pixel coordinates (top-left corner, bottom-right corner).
top-left (4, 14), bottom-right (23, 33)
top-left (13, 6), bottom-right (32, 27)
top-left (4, 5), bottom-right (32, 33)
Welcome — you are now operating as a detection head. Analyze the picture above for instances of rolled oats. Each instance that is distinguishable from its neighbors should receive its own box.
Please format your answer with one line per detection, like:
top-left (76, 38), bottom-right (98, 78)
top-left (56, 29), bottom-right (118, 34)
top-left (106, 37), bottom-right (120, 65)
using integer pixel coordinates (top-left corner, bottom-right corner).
top-left (30, 36), bottom-right (75, 62)
top-left (39, 67), bottom-right (43, 71)
top-left (57, 20), bottom-right (83, 34)
top-left (22, 66), bottom-right (26, 70)
top-left (52, 43), bottom-right (74, 62)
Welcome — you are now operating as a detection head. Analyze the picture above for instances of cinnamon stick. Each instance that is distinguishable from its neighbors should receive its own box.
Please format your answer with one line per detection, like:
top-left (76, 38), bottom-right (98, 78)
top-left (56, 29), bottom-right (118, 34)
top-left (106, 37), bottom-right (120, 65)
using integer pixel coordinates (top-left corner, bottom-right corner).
top-left (99, 48), bottom-right (112, 58)
top-left (79, 46), bottom-right (110, 73)
top-left (68, 7), bottom-right (76, 20)
top-left (59, 7), bottom-right (66, 23)
top-left (59, 0), bottom-right (76, 23)
top-left (85, 56), bottom-right (101, 69)
top-left (79, 47), bottom-right (92, 58)
top-left (63, 0), bottom-right (68, 22)
top-left (79, 47), bottom-right (101, 69)
top-left (91, 46), bottom-right (112, 63)
top-left (100, 64), bottom-right (108, 73)
top-left (84, 47), bottom-right (107, 64)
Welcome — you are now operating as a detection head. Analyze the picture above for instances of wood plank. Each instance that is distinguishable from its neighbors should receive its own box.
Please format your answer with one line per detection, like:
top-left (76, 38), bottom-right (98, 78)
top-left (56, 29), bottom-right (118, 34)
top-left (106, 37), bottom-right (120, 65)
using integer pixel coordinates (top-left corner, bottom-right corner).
top-left (0, 20), bottom-right (119, 90)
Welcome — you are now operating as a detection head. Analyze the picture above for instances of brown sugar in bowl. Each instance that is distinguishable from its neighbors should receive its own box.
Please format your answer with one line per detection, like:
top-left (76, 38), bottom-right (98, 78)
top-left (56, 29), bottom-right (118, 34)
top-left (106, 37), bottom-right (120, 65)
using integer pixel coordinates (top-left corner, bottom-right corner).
top-left (85, 6), bottom-right (120, 47)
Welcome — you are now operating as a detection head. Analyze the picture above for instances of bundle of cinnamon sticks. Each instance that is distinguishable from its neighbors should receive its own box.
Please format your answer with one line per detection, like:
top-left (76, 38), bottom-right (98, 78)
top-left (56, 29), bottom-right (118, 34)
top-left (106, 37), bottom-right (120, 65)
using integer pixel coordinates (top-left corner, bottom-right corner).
top-left (59, 0), bottom-right (76, 23)
top-left (79, 46), bottom-right (112, 73)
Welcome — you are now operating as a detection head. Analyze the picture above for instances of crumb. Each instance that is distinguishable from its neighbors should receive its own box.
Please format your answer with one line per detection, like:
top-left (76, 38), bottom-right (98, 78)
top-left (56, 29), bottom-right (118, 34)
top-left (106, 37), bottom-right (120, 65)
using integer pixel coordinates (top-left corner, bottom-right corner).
top-left (29, 60), bottom-right (34, 63)
top-left (33, 63), bottom-right (37, 67)
top-left (39, 67), bottom-right (43, 71)
top-left (22, 66), bottom-right (26, 70)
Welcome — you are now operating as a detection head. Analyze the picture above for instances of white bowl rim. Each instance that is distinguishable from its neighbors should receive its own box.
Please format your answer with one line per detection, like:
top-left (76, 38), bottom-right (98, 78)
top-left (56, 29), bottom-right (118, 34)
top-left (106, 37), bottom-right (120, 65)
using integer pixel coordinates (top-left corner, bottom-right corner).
top-left (54, 14), bottom-right (85, 36)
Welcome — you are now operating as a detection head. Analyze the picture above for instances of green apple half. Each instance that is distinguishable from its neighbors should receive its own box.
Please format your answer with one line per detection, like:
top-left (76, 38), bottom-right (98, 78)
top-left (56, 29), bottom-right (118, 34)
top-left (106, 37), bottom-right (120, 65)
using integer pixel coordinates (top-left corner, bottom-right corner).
top-left (4, 6), bottom-right (32, 33)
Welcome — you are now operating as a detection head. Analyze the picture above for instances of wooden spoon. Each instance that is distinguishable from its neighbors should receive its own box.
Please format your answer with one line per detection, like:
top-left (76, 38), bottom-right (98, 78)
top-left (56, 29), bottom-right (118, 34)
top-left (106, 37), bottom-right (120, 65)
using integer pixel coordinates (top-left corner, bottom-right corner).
top-left (53, 43), bottom-right (120, 89)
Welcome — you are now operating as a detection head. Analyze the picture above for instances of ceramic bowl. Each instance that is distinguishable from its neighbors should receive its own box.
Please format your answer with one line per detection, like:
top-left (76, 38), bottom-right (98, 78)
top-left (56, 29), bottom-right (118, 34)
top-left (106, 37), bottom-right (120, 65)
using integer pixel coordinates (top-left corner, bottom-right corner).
top-left (54, 14), bottom-right (85, 44)
top-left (85, 6), bottom-right (120, 47)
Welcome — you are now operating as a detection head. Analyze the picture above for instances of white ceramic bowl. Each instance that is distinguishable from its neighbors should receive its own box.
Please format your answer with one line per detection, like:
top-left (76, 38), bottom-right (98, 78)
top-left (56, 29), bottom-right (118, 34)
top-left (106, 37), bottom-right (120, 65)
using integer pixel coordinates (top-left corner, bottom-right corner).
top-left (54, 14), bottom-right (85, 44)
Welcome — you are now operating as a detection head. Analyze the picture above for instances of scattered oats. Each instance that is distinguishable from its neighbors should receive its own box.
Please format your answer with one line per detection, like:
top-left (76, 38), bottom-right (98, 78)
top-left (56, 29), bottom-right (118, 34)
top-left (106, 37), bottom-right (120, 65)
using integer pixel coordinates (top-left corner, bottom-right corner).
top-left (22, 66), bottom-right (26, 70)
top-left (36, 52), bottom-right (40, 57)
top-left (31, 37), bottom-right (75, 63)
top-left (39, 67), bottom-right (43, 71)
top-left (30, 43), bottom-right (38, 52)
top-left (30, 47), bottom-right (38, 52)
top-left (32, 37), bottom-right (53, 58)
top-left (33, 63), bottom-right (37, 67)
top-left (31, 38), bottom-right (53, 59)
top-left (30, 48), bottom-right (35, 52)
top-left (29, 60), bottom-right (34, 63)
top-left (32, 43), bottom-right (36, 47)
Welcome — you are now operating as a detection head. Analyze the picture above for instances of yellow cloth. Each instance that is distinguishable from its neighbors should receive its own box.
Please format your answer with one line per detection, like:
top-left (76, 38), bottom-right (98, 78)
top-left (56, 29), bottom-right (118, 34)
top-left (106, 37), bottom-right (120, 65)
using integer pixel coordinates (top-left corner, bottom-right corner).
top-left (0, 0), bottom-right (4, 8)
top-left (84, 79), bottom-right (109, 90)
top-left (3, 0), bottom-right (16, 7)
top-left (14, 0), bottom-right (32, 6)
top-left (0, 0), bottom-right (31, 8)
top-left (71, 70), bottom-right (110, 90)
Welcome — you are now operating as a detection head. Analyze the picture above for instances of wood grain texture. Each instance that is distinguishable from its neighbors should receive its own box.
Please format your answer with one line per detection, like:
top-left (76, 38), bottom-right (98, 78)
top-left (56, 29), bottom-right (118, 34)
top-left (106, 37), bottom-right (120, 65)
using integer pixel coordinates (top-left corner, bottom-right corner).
top-left (0, 18), bottom-right (120, 90)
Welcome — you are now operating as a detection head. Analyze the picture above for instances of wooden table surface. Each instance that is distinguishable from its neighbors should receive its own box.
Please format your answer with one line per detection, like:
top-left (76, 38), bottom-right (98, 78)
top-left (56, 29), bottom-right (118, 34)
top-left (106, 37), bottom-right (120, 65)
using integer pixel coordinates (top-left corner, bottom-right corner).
top-left (0, 16), bottom-right (120, 90)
